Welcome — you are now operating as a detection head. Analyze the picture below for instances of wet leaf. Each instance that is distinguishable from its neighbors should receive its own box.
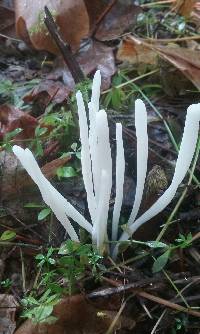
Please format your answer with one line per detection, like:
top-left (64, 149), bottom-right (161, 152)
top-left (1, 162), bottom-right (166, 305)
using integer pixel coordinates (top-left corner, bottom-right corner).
top-left (38, 208), bottom-right (51, 221)
top-left (56, 166), bottom-right (77, 179)
top-left (0, 230), bottom-right (16, 241)
top-left (62, 40), bottom-right (116, 90)
top-left (95, 2), bottom-right (141, 41)
top-left (152, 250), bottom-right (171, 273)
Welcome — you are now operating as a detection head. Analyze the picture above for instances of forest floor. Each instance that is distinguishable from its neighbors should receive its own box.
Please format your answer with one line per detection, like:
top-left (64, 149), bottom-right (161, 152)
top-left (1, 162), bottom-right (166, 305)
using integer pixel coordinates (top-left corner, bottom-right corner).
top-left (0, 1), bottom-right (200, 333)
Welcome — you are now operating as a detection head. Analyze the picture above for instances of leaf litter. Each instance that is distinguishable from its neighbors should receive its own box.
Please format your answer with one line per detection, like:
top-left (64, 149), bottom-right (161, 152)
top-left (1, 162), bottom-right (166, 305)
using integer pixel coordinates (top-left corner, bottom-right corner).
top-left (1, 0), bottom-right (200, 333)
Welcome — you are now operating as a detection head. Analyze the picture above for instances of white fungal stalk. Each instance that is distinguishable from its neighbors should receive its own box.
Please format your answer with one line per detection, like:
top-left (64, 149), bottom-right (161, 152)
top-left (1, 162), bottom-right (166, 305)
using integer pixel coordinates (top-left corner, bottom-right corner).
top-left (112, 102), bottom-right (200, 257)
top-left (127, 99), bottom-right (148, 226)
top-left (111, 123), bottom-right (125, 242)
top-left (12, 70), bottom-right (200, 259)
top-left (12, 146), bottom-right (92, 242)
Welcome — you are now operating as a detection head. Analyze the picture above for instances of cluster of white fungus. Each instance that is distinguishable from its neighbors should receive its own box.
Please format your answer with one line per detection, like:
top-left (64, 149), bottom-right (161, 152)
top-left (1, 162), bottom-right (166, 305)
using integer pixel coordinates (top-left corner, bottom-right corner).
top-left (13, 71), bottom-right (200, 257)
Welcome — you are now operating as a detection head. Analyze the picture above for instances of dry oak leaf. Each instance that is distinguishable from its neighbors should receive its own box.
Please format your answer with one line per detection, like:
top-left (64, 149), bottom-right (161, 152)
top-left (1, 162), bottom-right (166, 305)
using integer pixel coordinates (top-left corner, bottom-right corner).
top-left (117, 36), bottom-right (200, 90)
top-left (15, 0), bottom-right (90, 53)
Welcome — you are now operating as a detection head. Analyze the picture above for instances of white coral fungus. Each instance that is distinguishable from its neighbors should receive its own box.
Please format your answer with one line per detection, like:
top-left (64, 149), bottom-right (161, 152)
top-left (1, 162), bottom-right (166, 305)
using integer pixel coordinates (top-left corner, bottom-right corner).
top-left (13, 71), bottom-right (200, 257)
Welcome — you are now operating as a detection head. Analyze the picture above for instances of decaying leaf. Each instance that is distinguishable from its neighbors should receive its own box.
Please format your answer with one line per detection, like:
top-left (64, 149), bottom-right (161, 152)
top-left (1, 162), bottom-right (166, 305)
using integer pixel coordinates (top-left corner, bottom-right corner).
top-left (0, 294), bottom-right (18, 334)
top-left (117, 36), bottom-right (157, 65)
top-left (23, 80), bottom-right (71, 105)
top-left (84, 0), bottom-right (108, 29)
top-left (62, 40), bottom-right (116, 90)
top-left (95, 2), bottom-right (141, 41)
top-left (15, 294), bottom-right (135, 334)
top-left (117, 36), bottom-right (200, 90)
top-left (15, 0), bottom-right (90, 53)
top-left (0, 104), bottom-right (38, 142)
top-left (155, 45), bottom-right (200, 90)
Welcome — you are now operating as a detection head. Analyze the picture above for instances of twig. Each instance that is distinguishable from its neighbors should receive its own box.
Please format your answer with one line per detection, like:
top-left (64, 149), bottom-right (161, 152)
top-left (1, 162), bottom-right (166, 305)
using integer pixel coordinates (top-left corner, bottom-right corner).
top-left (97, 277), bottom-right (200, 318)
top-left (138, 291), bottom-right (200, 318)
top-left (44, 6), bottom-right (85, 84)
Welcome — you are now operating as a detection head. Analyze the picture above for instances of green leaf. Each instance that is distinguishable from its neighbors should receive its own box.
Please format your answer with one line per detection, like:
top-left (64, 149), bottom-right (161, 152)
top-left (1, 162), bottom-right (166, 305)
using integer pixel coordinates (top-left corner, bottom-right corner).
top-left (47, 247), bottom-right (54, 258)
top-left (152, 250), bottom-right (171, 273)
top-left (35, 254), bottom-right (45, 261)
top-left (0, 230), bottom-right (16, 241)
top-left (38, 208), bottom-right (51, 221)
top-left (5, 128), bottom-right (22, 141)
top-left (56, 166), bottom-right (77, 179)
top-left (35, 126), bottom-right (47, 137)
top-left (35, 140), bottom-right (43, 157)
top-left (34, 305), bottom-right (53, 322)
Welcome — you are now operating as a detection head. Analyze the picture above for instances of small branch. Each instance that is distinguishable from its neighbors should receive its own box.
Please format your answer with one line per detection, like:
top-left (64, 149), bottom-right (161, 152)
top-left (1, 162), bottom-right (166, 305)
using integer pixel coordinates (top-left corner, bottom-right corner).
top-left (89, 277), bottom-right (200, 318)
top-left (138, 291), bottom-right (200, 318)
top-left (44, 6), bottom-right (85, 84)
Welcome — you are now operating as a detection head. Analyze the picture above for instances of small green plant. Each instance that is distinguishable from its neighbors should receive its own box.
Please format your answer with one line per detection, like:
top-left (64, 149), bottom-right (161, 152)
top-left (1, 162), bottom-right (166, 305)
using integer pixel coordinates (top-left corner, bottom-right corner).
top-left (1, 278), bottom-right (12, 289)
top-left (0, 79), bottom-right (40, 107)
top-left (36, 247), bottom-right (56, 268)
top-left (1, 128), bottom-right (23, 151)
top-left (152, 233), bottom-right (193, 273)
top-left (21, 241), bottom-right (102, 323)
top-left (171, 315), bottom-right (188, 333)
top-left (30, 125), bottom-right (48, 157)
top-left (21, 289), bottom-right (59, 324)
top-left (24, 203), bottom-right (52, 221)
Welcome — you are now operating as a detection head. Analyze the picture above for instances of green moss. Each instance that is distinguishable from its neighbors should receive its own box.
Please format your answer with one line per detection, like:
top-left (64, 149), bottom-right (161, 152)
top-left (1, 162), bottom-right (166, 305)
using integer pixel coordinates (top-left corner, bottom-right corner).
top-left (28, 9), bottom-right (57, 36)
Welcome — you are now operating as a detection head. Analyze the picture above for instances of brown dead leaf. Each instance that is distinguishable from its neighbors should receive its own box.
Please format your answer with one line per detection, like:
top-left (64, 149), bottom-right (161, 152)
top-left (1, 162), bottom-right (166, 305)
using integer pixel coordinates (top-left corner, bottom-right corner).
top-left (15, 0), bottom-right (90, 53)
top-left (15, 294), bottom-right (135, 334)
top-left (0, 104), bottom-right (38, 142)
top-left (117, 37), bottom-right (157, 65)
top-left (155, 44), bottom-right (200, 90)
top-left (62, 40), bottom-right (116, 90)
top-left (95, 2), bottom-right (141, 41)
top-left (84, 0), bottom-right (108, 29)
top-left (0, 294), bottom-right (18, 334)
top-left (172, 0), bottom-right (196, 17)
top-left (117, 36), bottom-right (200, 90)
top-left (23, 80), bottom-right (71, 105)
